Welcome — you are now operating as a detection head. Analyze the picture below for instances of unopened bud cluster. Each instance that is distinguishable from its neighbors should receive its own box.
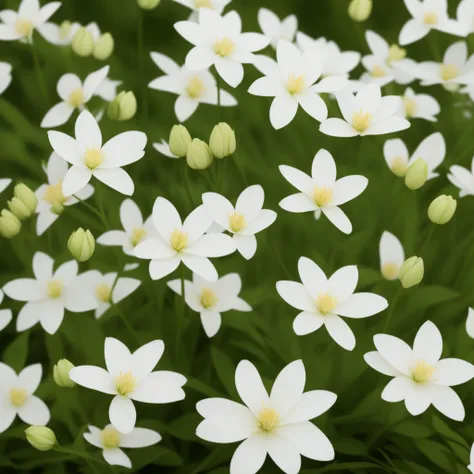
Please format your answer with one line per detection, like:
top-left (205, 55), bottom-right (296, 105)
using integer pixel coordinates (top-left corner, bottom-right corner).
top-left (68, 228), bottom-right (95, 262)
top-left (71, 26), bottom-right (114, 60)
top-left (108, 91), bottom-right (137, 121)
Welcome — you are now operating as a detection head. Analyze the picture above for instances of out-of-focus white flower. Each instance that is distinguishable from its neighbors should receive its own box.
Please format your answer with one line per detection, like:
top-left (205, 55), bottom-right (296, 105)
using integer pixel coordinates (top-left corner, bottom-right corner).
top-left (95, 77), bottom-right (122, 102)
top-left (172, 0), bottom-right (231, 15)
top-left (153, 139), bottom-right (179, 159)
top-left (397, 87), bottom-right (440, 122)
top-left (448, 157), bottom-right (474, 197)
top-left (0, 290), bottom-right (12, 332)
top-left (469, 441), bottom-right (474, 473)
top-left (457, 0), bottom-right (474, 35)
top-left (0, 62), bottom-right (12, 95)
top-left (0, 177), bottom-right (11, 194)
top-left (466, 308), bottom-right (474, 339)
top-left (379, 231), bottom-right (405, 280)
top-left (149, 52), bottom-right (237, 122)
top-left (257, 8), bottom-right (297, 48)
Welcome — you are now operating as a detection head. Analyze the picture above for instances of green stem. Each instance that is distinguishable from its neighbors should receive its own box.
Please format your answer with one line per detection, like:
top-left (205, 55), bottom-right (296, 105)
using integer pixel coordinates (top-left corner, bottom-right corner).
top-left (73, 195), bottom-right (107, 228)
top-left (418, 226), bottom-right (436, 258)
top-left (137, 7), bottom-right (147, 119)
top-left (30, 40), bottom-right (49, 106)
top-left (176, 264), bottom-right (185, 353)
top-left (383, 286), bottom-right (402, 332)
top-left (54, 446), bottom-right (103, 466)
top-left (215, 66), bottom-right (222, 121)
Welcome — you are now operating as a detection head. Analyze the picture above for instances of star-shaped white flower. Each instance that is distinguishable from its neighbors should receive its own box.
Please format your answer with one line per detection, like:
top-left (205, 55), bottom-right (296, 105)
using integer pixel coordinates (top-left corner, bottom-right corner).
top-left (0, 177), bottom-right (11, 194)
top-left (0, 290), bottom-right (12, 332)
top-left (399, 0), bottom-right (465, 46)
top-left (69, 337), bottom-right (186, 434)
top-left (0, 363), bottom-right (49, 433)
top-left (97, 199), bottom-right (156, 257)
top-left (0, 0), bottom-right (61, 42)
top-left (174, 8), bottom-right (269, 87)
top-left (153, 139), bottom-right (178, 159)
top-left (397, 87), bottom-right (440, 122)
top-left (41, 66), bottom-right (110, 128)
top-left (2, 251), bottom-right (98, 334)
top-left (257, 8), bottom-right (297, 49)
top-left (134, 197), bottom-right (236, 281)
top-left (167, 272), bottom-right (251, 337)
top-left (149, 52), bottom-right (237, 122)
top-left (249, 40), bottom-right (347, 130)
top-left (76, 270), bottom-right (141, 319)
top-left (0, 62), bottom-right (12, 95)
top-left (457, 0), bottom-right (474, 35)
top-left (277, 258), bottom-right (388, 351)
top-left (196, 359), bottom-right (336, 473)
top-left (279, 149), bottom-right (368, 234)
top-left (384, 133), bottom-right (445, 179)
top-left (172, 0), bottom-right (231, 15)
top-left (448, 156), bottom-right (474, 197)
top-left (84, 424), bottom-right (161, 469)
top-left (202, 185), bottom-right (277, 260)
top-left (35, 152), bottom-right (94, 236)
top-left (320, 84), bottom-right (411, 137)
top-left (379, 231), bottom-right (405, 281)
top-left (48, 110), bottom-right (147, 196)
top-left (365, 320), bottom-right (474, 421)
top-left (466, 308), bottom-right (474, 339)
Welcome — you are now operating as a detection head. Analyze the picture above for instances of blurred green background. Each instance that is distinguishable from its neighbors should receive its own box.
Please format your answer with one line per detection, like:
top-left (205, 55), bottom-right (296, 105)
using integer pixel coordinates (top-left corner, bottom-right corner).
top-left (1, 0), bottom-right (474, 472)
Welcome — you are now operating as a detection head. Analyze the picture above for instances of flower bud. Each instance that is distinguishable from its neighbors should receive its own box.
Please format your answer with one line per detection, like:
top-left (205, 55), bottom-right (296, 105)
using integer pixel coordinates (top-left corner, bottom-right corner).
top-left (399, 256), bottom-right (424, 289)
top-left (0, 209), bottom-right (21, 238)
top-left (428, 195), bottom-right (457, 225)
top-left (53, 359), bottom-right (76, 388)
top-left (186, 139), bottom-right (213, 170)
top-left (13, 183), bottom-right (38, 216)
top-left (68, 228), bottom-right (95, 262)
top-left (25, 426), bottom-right (57, 451)
top-left (51, 203), bottom-right (65, 215)
top-left (8, 198), bottom-right (31, 220)
top-left (169, 125), bottom-right (192, 158)
top-left (93, 33), bottom-right (114, 60)
top-left (209, 122), bottom-right (236, 159)
top-left (71, 27), bottom-right (94, 57)
top-left (388, 45), bottom-right (406, 63)
top-left (108, 91), bottom-right (137, 121)
top-left (348, 0), bottom-right (372, 22)
top-left (404, 158), bottom-right (428, 190)
top-left (137, 0), bottom-right (161, 9)
top-left (59, 20), bottom-right (72, 41)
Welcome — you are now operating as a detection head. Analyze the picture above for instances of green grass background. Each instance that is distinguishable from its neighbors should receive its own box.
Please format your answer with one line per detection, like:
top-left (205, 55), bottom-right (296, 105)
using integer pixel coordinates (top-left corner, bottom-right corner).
top-left (1, 0), bottom-right (474, 472)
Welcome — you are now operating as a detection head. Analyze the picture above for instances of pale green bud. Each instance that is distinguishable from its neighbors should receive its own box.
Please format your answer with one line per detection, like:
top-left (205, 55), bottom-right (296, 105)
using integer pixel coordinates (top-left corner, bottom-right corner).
top-left (93, 33), bottom-right (114, 60)
top-left (8, 198), bottom-right (31, 220)
top-left (169, 125), bottom-right (192, 158)
top-left (108, 91), bottom-right (137, 121)
top-left (209, 122), bottom-right (236, 159)
top-left (399, 256), bottom-right (424, 289)
top-left (348, 0), bottom-right (373, 22)
top-left (405, 158), bottom-right (428, 190)
top-left (186, 139), bottom-right (213, 170)
top-left (14, 183), bottom-right (38, 215)
top-left (137, 0), bottom-right (161, 9)
top-left (59, 21), bottom-right (72, 41)
top-left (68, 228), bottom-right (95, 262)
top-left (0, 209), bottom-right (21, 238)
top-left (53, 359), bottom-right (76, 388)
top-left (428, 195), bottom-right (457, 225)
top-left (51, 203), bottom-right (65, 215)
top-left (25, 426), bottom-right (57, 451)
top-left (71, 27), bottom-right (94, 57)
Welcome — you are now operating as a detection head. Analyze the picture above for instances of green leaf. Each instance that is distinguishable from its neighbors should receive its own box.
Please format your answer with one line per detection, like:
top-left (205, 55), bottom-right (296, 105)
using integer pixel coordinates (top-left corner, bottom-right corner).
top-left (405, 286), bottom-right (459, 316)
top-left (392, 420), bottom-right (433, 439)
top-left (415, 439), bottom-right (455, 471)
top-left (186, 377), bottom-right (225, 398)
top-left (432, 415), bottom-right (469, 448)
top-left (167, 413), bottom-right (200, 441)
top-left (333, 437), bottom-right (368, 456)
top-left (211, 346), bottom-right (237, 398)
top-left (3, 332), bottom-right (29, 371)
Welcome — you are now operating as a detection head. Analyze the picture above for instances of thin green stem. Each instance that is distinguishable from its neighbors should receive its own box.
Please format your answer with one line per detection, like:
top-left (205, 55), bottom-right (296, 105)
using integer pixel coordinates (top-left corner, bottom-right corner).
top-left (137, 7), bottom-right (147, 119)
top-left (175, 264), bottom-right (185, 353)
top-left (73, 195), bottom-right (107, 228)
top-left (383, 286), bottom-right (402, 332)
top-left (30, 40), bottom-right (49, 106)
top-left (418, 225), bottom-right (436, 258)
top-left (54, 446), bottom-right (103, 466)
top-left (215, 66), bottom-right (222, 122)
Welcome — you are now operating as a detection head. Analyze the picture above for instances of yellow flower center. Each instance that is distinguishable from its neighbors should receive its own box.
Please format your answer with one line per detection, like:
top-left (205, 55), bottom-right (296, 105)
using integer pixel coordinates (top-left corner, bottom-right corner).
top-left (68, 88), bottom-right (85, 108)
top-left (404, 97), bottom-right (417, 118)
top-left (115, 370), bottom-right (136, 396)
top-left (316, 293), bottom-right (338, 315)
top-left (313, 186), bottom-right (333, 207)
top-left (352, 110), bottom-right (372, 133)
top-left (387, 44), bottom-right (406, 63)
top-left (229, 212), bottom-right (247, 232)
top-left (286, 74), bottom-right (306, 95)
top-left (9, 388), bottom-right (28, 407)
top-left (47, 280), bottom-right (63, 299)
top-left (440, 64), bottom-right (459, 81)
top-left (186, 75), bottom-right (206, 99)
top-left (43, 181), bottom-right (66, 206)
top-left (257, 407), bottom-right (280, 433)
top-left (14, 19), bottom-right (33, 37)
top-left (213, 37), bottom-right (235, 57)
top-left (196, 0), bottom-right (212, 7)
top-left (423, 11), bottom-right (438, 25)
top-left (170, 229), bottom-right (188, 252)
top-left (100, 426), bottom-right (121, 449)
top-left (411, 359), bottom-right (435, 383)
top-left (200, 288), bottom-right (218, 309)
top-left (382, 262), bottom-right (399, 280)
top-left (371, 65), bottom-right (387, 77)
top-left (96, 283), bottom-right (112, 303)
top-left (130, 227), bottom-right (147, 247)
top-left (391, 156), bottom-right (408, 177)
top-left (84, 148), bottom-right (104, 170)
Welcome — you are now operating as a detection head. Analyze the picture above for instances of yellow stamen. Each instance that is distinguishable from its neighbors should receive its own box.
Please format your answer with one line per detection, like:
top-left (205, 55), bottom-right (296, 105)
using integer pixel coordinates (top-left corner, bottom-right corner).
top-left (257, 407), bottom-right (280, 433)
top-left (47, 280), bottom-right (63, 299)
top-left (130, 227), bottom-right (147, 247)
top-left (100, 426), bottom-right (121, 449)
top-left (352, 110), bottom-right (372, 133)
top-left (9, 388), bottom-right (28, 407)
top-left (313, 186), bottom-right (333, 207)
top-left (84, 148), bottom-right (104, 169)
top-left (96, 284), bottom-right (112, 303)
top-left (229, 212), bottom-right (247, 232)
top-left (387, 45), bottom-right (406, 63)
top-left (200, 288), bottom-right (218, 308)
top-left (286, 74), bottom-right (306, 95)
top-left (423, 12), bottom-right (438, 25)
top-left (371, 65), bottom-right (387, 78)
top-left (316, 293), bottom-right (338, 315)
top-left (404, 97), bottom-right (417, 118)
top-left (115, 370), bottom-right (136, 396)
top-left (68, 88), bottom-right (85, 108)
top-left (391, 156), bottom-right (408, 177)
top-left (382, 262), bottom-right (399, 280)
top-left (170, 230), bottom-right (188, 252)
top-left (43, 182), bottom-right (66, 206)
top-left (440, 64), bottom-right (459, 81)
top-left (412, 359), bottom-right (435, 383)
top-left (14, 19), bottom-right (33, 37)
top-left (213, 37), bottom-right (235, 57)
top-left (186, 76), bottom-right (206, 99)
top-left (196, 0), bottom-right (212, 7)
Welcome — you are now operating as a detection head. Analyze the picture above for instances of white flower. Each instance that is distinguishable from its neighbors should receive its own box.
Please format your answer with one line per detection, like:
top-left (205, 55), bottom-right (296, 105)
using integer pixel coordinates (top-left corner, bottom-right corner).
top-left (466, 307), bottom-right (474, 338)
top-left (0, 62), bottom-right (12, 95)
top-left (48, 110), bottom-right (147, 196)
top-left (76, 270), bottom-right (141, 319)
top-left (97, 199), bottom-right (156, 257)
top-left (383, 133), bottom-right (445, 179)
top-left (95, 77), bottom-right (122, 102)
top-left (69, 337), bottom-right (186, 434)
top-left (134, 197), bottom-right (236, 281)
top-left (457, 0), bottom-right (474, 35)
top-left (84, 424), bottom-right (161, 468)
top-left (279, 149), bottom-right (368, 234)
top-left (174, 9), bottom-right (269, 87)
top-left (149, 52), bottom-right (237, 122)
top-left (469, 442), bottom-right (474, 474)
top-left (0, 0), bottom-right (61, 42)
top-left (153, 139), bottom-right (178, 159)
top-left (379, 231), bottom-right (405, 280)
top-left (0, 363), bottom-right (49, 433)
top-left (41, 66), bottom-right (110, 128)
top-left (249, 40), bottom-right (347, 130)
top-left (2, 252), bottom-right (98, 334)
top-left (173, 0), bottom-right (231, 15)
top-left (277, 258), bottom-right (388, 351)
top-left (448, 157), bottom-right (474, 197)
top-left (365, 320), bottom-right (474, 421)
top-left (35, 152), bottom-right (94, 236)
top-left (167, 272), bottom-right (252, 337)
top-left (0, 177), bottom-right (11, 194)
top-left (399, 0), bottom-right (465, 46)
top-left (0, 290), bottom-right (12, 332)
top-left (202, 185), bottom-right (277, 259)
top-left (397, 87), bottom-right (440, 122)
top-left (257, 8), bottom-right (297, 48)
top-left (320, 84), bottom-right (411, 137)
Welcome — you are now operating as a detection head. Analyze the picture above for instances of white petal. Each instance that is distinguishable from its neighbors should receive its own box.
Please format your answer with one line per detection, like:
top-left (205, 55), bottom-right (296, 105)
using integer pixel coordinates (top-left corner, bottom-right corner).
top-left (181, 255), bottom-right (217, 281)
top-left (270, 360), bottom-right (305, 415)
top-left (3, 279), bottom-right (44, 301)
top-left (105, 337), bottom-right (132, 377)
top-left (413, 320), bottom-right (443, 365)
top-left (0, 309), bottom-right (12, 332)
top-left (364, 351), bottom-right (400, 376)
top-left (435, 358), bottom-right (474, 386)
top-left (75, 110), bottom-right (102, 149)
top-left (230, 437), bottom-right (267, 474)
top-left (235, 360), bottom-right (269, 414)
top-left (298, 256), bottom-right (328, 298)
top-left (379, 231), bottom-right (405, 273)
top-left (328, 265), bottom-right (358, 302)
top-left (186, 233), bottom-right (236, 257)
top-left (404, 384), bottom-right (432, 416)
top-left (279, 165), bottom-right (314, 194)
top-left (18, 363), bottom-right (42, 393)
top-left (284, 390), bottom-right (336, 424)
top-left (175, 95), bottom-right (199, 122)
top-left (109, 395), bottom-right (136, 434)
top-left (41, 102), bottom-right (74, 128)
top-left (0, 403), bottom-right (16, 434)
top-left (131, 371), bottom-right (186, 404)
top-left (97, 230), bottom-right (129, 247)
top-left (331, 176), bottom-right (368, 206)
top-left (320, 118), bottom-right (358, 137)
top-left (32, 252), bottom-right (54, 282)
top-left (149, 258), bottom-right (181, 280)
top-left (276, 281), bottom-right (314, 312)
top-left (17, 396), bottom-right (50, 426)
top-left (381, 376), bottom-right (413, 402)
top-left (322, 206), bottom-right (353, 234)
top-left (233, 234), bottom-right (257, 260)
top-left (93, 168), bottom-right (134, 196)
top-left (16, 301), bottom-right (42, 332)
top-left (267, 434), bottom-right (302, 473)
top-left (430, 385), bottom-right (465, 421)
top-left (62, 166), bottom-right (92, 197)
top-left (202, 192), bottom-right (234, 230)
top-left (279, 193), bottom-right (316, 213)
top-left (311, 149), bottom-right (337, 188)
top-left (215, 57), bottom-right (244, 88)
top-left (466, 308), bottom-right (474, 338)
top-left (120, 427), bottom-right (162, 448)
top-left (103, 448), bottom-right (132, 468)
top-left (297, 92), bottom-right (328, 122)
top-left (293, 311), bottom-right (324, 336)
top-left (241, 210), bottom-right (277, 235)
top-left (373, 334), bottom-right (413, 376)
top-left (336, 293), bottom-right (388, 319)
top-left (200, 311), bottom-right (221, 337)
top-left (324, 314), bottom-right (356, 351)
top-left (101, 132), bottom-right (147, 168)
top-left (47, 131), bottom-right (81, 166)
top-left (152, 197), bottom-right (182, 243)
top-left (150, 51), bottom-right (180, 75)
top-left (69, 366), bottom-right (115, 394)
top-left (270, 92), bottom-right (298, 129)
top-left (131, 340), bottom-right (164, 378)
